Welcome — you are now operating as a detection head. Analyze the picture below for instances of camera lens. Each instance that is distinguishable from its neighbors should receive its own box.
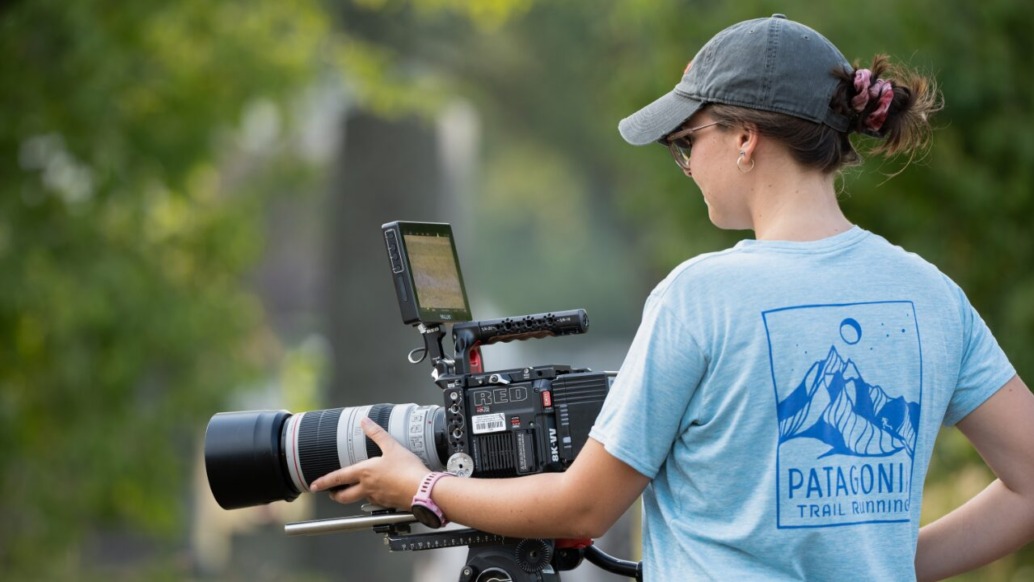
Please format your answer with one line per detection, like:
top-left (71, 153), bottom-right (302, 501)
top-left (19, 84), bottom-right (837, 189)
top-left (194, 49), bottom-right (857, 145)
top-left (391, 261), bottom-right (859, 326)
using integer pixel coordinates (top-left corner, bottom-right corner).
top-left (204, 410), bottom-right (295, 510)
top-left (204, 404), bottom-right (446, 510)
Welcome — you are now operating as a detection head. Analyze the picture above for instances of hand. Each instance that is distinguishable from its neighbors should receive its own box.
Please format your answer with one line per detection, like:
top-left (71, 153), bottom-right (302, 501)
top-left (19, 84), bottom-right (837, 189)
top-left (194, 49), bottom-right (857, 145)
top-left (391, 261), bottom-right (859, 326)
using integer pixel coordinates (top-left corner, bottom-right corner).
top-left (308, 417), bottom-right (429, 510)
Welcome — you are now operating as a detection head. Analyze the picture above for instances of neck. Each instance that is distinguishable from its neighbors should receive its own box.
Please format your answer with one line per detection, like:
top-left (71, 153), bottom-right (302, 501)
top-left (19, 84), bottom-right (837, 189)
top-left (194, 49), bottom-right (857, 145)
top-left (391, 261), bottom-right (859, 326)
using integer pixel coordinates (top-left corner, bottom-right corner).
top-left (746, 160), bottom-right (852, 242)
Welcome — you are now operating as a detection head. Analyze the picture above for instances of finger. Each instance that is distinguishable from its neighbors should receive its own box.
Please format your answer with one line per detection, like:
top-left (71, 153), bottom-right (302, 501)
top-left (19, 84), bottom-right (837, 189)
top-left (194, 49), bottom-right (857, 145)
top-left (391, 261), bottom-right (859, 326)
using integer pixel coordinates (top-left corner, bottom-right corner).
top-left (361, 416), bottom-right (393, 446)
top-left (329, 483), bottom-right (366, 506)
top-left (309, 466), bottom-right (356, 493)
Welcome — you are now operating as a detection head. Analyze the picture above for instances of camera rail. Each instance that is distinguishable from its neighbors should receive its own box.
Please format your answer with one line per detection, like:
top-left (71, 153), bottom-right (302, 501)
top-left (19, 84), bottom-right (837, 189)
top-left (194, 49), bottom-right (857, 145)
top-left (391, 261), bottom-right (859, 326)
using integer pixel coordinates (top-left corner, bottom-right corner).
top-left (284, 512), bottom-right (419, 536)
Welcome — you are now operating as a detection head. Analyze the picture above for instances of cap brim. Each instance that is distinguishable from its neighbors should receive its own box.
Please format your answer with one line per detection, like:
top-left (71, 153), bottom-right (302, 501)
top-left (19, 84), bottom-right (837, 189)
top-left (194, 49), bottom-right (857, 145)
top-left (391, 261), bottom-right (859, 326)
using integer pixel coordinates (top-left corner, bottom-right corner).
top-left (618, 90), bottom-right (704, 146)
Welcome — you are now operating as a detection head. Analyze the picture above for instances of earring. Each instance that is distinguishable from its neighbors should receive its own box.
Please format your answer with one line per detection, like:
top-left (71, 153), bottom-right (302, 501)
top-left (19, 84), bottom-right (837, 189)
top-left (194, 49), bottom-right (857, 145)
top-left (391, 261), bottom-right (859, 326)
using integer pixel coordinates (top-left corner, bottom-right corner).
top-left (736, 151), bottom-right (755, 174)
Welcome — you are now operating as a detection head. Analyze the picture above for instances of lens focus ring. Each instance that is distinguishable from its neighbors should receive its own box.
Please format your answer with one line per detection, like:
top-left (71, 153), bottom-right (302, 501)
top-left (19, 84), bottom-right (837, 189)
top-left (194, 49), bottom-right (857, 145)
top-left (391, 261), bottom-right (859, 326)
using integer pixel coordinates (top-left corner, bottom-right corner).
top-left (297, 408), bottom-right (343, 486)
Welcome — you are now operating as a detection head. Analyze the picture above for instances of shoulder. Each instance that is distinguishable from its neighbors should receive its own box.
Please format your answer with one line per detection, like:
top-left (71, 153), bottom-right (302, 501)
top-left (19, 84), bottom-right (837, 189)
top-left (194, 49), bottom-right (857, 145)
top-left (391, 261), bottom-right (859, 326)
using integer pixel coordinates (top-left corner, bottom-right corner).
top-left (863, 232), bottom-right (967, 297)
top-left (654, 245), bottom-right (754, 294)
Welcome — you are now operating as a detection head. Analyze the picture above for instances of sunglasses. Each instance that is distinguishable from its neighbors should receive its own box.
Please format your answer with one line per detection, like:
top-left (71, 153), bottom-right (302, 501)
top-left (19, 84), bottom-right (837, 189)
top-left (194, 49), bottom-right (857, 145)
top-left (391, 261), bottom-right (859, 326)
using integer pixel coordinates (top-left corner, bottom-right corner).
top-left (666, 121), bottom-right (721, 171)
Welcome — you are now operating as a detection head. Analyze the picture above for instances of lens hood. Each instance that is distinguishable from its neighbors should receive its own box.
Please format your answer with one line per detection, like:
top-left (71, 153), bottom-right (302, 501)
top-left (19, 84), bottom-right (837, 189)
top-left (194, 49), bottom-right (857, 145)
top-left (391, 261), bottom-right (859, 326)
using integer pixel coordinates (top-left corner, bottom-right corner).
top-left (204, 410), bottom-right (298, 510)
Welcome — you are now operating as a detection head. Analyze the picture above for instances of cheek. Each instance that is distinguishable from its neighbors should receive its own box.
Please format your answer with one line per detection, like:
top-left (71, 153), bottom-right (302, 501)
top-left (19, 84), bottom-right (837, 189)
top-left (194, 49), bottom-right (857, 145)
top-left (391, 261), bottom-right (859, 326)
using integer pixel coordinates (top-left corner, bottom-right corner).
top-left (688, 145), bottom-right (715, 177)
top-left (687, 156), bottom-right (711, 187)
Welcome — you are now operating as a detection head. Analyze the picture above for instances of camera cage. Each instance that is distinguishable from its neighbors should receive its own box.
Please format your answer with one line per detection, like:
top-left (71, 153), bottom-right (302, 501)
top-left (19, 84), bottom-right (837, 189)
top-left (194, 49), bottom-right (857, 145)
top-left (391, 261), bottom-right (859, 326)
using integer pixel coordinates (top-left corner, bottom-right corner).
top-left (282, 221), bottom-right (641, 581)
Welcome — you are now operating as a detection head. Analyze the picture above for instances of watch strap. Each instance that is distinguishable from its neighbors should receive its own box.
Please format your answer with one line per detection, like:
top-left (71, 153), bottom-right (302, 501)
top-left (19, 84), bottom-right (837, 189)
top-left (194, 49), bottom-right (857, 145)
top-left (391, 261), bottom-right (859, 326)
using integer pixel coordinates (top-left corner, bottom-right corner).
top-left (410, 471), bottom-right (454, 528)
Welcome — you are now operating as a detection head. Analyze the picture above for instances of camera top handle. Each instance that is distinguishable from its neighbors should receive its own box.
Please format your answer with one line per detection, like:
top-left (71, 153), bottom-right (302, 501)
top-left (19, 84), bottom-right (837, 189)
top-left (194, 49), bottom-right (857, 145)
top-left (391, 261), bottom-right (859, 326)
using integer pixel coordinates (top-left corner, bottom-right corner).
top-left (451, 309), bottom-right (589, 375)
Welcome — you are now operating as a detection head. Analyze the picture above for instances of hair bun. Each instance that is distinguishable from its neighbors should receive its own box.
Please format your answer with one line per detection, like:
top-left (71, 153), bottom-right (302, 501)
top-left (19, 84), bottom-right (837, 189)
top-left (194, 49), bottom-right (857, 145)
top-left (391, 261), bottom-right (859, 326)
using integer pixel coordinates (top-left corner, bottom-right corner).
top-left (834, 54), bottom-right (941, 160)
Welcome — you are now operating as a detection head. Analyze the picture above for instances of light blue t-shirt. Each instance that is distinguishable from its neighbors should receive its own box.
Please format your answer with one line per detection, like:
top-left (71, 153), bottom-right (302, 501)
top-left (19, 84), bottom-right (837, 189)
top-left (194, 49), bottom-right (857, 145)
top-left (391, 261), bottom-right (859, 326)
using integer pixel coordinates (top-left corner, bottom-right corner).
top-left (589, 227), bottom-right (1014, 581)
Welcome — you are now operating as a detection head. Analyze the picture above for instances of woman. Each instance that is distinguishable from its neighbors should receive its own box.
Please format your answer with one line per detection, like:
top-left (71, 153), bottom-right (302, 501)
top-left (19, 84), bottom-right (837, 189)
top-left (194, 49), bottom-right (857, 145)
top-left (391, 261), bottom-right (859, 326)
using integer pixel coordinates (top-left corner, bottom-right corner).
top-left (312, 14), bottom-right (1034, 580)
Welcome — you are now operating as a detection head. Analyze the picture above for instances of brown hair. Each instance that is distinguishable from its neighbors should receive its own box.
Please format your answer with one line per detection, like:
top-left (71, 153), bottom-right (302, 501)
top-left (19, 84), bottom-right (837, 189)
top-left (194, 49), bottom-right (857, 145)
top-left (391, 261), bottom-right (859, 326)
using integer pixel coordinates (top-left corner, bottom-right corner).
top-left (706, 54), bottom-right (942, 174)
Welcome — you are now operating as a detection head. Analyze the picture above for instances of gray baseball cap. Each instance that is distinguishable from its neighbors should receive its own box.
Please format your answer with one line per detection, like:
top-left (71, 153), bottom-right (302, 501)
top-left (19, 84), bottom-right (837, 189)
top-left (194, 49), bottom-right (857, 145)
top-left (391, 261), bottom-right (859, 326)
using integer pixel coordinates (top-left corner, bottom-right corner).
top-left (618, 14), bottom-right (852, 145)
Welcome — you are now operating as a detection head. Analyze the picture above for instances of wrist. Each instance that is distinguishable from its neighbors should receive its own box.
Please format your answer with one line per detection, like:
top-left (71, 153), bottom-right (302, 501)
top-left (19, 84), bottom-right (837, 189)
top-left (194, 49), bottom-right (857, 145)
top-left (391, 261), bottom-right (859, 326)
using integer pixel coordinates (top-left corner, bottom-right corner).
top-left (410, 471), bottom-right (454, 529)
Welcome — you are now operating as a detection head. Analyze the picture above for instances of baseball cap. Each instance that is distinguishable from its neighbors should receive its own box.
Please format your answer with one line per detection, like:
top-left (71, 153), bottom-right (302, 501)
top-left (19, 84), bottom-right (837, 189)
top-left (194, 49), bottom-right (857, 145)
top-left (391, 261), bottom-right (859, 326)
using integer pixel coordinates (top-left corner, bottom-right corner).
top-left (618, 14), bottom-right (852, 145)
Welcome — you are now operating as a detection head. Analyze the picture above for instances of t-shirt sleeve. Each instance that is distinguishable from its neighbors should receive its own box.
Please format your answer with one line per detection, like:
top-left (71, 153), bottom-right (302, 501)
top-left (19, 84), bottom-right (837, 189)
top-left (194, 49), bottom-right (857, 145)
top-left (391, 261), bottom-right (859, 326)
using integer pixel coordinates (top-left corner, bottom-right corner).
top-left (942, 294), bottom-right (1016, 426)
top-left (589, 283), bottom-right (708, 478)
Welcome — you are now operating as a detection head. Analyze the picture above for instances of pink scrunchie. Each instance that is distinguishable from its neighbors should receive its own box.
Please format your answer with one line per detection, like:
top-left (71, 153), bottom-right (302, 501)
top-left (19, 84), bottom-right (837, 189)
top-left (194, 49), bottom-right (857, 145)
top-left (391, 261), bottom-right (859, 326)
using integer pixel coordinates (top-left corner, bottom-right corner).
top-left (851, 69), bottom-right (873, 110)
top-left (852, 69), bottom-right (894, 132)
top-left (865, 79), bottom-right (894, 132)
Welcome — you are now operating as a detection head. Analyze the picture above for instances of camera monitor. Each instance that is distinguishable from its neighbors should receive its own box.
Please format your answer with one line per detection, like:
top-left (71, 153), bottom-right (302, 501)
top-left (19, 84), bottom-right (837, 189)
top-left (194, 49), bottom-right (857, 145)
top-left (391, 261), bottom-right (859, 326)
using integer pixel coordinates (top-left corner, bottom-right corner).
top-left (383, 221), bottom-right (472, 325)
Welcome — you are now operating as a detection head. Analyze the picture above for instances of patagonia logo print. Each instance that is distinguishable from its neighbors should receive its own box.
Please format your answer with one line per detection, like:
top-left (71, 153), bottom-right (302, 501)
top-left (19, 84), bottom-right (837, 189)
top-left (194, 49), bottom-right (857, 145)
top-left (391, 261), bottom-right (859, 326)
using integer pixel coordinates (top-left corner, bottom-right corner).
top-left (764, 301), bottom-right (922, 528)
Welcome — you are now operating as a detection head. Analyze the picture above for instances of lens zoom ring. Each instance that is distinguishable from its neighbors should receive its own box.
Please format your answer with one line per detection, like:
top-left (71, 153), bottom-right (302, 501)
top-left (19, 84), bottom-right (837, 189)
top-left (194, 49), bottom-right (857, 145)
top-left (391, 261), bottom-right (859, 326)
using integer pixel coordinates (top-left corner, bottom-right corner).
top-left (366, 404), bottom-right (393, 459)
top-left (298, 408), bottom-right (343, 485)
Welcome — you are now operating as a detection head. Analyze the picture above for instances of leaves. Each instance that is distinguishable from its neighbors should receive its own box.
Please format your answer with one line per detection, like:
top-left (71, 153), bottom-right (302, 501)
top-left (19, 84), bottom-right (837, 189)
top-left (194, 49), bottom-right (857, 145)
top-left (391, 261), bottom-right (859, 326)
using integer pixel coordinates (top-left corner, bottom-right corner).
top-left (0, 0), bottom-right (326, 574)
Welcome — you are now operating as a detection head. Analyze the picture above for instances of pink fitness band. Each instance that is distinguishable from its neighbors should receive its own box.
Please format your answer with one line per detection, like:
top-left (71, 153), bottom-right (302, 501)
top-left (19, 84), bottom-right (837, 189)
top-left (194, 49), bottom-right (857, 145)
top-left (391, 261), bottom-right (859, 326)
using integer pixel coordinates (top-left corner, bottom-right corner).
top-left (410, 471), bottom-right (454, 529)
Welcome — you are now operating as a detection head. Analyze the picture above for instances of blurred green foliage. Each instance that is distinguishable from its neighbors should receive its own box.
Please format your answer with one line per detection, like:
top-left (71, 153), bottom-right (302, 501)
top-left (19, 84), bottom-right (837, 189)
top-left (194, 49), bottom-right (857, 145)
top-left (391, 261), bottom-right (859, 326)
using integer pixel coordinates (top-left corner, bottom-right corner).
top-left (1, 0), bottom-right (1031, 579)
top-left (0, 0), bottom-right (328, 577)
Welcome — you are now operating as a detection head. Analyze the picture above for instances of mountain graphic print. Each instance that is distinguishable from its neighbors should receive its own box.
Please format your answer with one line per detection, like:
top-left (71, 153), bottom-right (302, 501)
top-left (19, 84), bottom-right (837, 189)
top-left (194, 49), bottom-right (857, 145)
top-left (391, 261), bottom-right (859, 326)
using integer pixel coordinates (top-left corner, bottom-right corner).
top-left (763, 301), bottom-right (923, 529)
top-left (777, 346), bottom-right (919, 460)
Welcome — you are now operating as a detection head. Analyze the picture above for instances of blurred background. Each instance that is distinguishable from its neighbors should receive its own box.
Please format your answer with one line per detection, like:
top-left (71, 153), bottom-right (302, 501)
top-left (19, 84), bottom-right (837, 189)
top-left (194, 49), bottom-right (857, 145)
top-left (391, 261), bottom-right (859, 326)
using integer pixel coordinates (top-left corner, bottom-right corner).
top-left (2, 0), bottom-right (1032, 580)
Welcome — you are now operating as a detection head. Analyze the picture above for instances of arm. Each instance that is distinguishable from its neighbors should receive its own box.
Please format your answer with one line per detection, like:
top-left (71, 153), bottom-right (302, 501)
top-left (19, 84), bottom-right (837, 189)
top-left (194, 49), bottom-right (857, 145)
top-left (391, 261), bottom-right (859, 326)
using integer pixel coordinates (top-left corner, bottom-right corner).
top-left (310, 417), bottom-right (650, 539)
top-left (915, 375), bottom-right (1034, 581)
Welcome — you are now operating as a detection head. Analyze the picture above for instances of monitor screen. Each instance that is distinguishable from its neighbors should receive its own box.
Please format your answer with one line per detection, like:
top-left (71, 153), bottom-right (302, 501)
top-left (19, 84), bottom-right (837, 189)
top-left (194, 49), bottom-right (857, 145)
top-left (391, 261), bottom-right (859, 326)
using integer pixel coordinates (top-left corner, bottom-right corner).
top-left (404, 232), bottom-right (468, 312)
top-left (383, 221), bottom-right (472, 324)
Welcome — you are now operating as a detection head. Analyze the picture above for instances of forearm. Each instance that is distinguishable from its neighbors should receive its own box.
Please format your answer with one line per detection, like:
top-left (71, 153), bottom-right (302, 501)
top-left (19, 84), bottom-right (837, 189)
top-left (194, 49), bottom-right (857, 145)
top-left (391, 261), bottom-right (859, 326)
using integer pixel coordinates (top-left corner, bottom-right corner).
top-left (918, 376), bottom-right (1034, 580)
top-left (434, 439), bottom-right (647, 538)
top-left (916, 477), bottom-right (1034, 580)
top-left (431, 471), bottom-right (614, 539)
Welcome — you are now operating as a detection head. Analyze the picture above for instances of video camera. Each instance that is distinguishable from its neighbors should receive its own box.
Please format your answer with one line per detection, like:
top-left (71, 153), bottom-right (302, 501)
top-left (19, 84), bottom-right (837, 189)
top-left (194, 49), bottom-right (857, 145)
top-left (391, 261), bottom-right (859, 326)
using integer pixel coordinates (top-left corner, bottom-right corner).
top-left (203, 221), bottom-right (641, 581)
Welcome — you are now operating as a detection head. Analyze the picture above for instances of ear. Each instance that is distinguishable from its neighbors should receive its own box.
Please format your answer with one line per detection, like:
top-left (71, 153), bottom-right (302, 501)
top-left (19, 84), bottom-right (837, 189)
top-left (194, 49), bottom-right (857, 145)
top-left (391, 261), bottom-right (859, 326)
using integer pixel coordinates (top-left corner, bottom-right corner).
top-left (736, 123), bottom-right (759, 161)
